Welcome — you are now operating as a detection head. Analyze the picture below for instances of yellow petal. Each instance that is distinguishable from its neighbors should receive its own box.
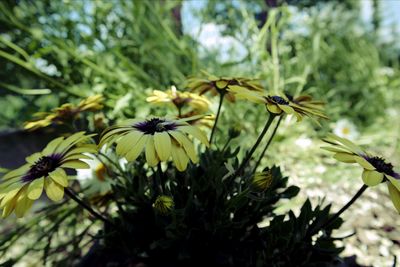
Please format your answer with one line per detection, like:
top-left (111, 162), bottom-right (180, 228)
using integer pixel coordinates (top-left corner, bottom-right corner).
top-left (27, 177), bottom-right (44, 200)
top-left (278, 104), bottom-right (294, 114)
top-left (388, 182), bottom-right (400, 213)
top-left (145, 137), bottom-right (159, 167)
top-left (61, 160), bottom-right (90, 169)
top-left (2, 198), bottom-right (16, 218)
top-left (216, 80), bottom-right (228, 89)
top-left (43, 137), bottom-right (64, 155)
top-left (179, 126), bottom-right (209, 147)
top-left (45, 178), bottom-right (64, 202)
top-left (387, 176), bottom-right (400, 191)
top-left (333, 152), bottom-right (356, 163)
top-left (355, 157), bottom-right (375, 170)
top-left (154, 132), bottom-right (172, 161)
top-left (169, 131), bottom-right (198, 163)
top-left (362, 170), bottom-right (384, 187)
top-left (49, 168), bottom-right (68, 187)
top-left (320, 146), bottom-right (351, 153)
top-left (326, 134), bottom-right (364, 155)
top-left (15, 196), bottom-right (33, 218)
top-left (116, 131), bottom-right (143, 156)
top-left (3, 164), bottom-right (30, 180)
top-left (25, 153), bottom-right (42, 164)
top-left (125, 135), bottom-right (149, 162)
top-left (267, 104), bottom-right (282, 114)
top-left (1, 187), bottom-right (21, 208)
top-left (171, 145), bottom-right (189, 172)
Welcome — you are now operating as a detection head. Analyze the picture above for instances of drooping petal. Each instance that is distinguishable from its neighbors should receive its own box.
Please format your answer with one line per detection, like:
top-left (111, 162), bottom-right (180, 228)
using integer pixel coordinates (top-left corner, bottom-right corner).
top-left (278, 104), bottom-right (294, 114)
top-left (362, 170), bottom-right (384, 187)
top-left (355, 157), bottom-right (375, 171)
top-left (171, 145), bottom-right (189, 172)
top-left (14, 195), bottom-right (33, 218)
top-left (49, 168), bottom-right (68, 187)
top-left (45, 178), bottom-right (64, 202)
top-left (387, 176), bottom-right (400, 191)
top-left (61, 160), bottom-right (90, 169)
top-left (333, 152), bottom-right (356, 163)
top-left (388, 182), bottom-right (400, 213)
top-left (145, 137), bottom-right (159, 167)
top-left (125, 135), bottom-right (149, 162)
top-left (27, 177), bottom-right (44, 200)
top-left (116, 131), bottom-right (143, 156)
top-left (169, 131), bottom-right (198, 163)
top-left (179, 126), bottom-right (209, 146)
top-left (266, 104), bottom-right (282, 114)
top-left (154, 132), bottom-right (172, 161)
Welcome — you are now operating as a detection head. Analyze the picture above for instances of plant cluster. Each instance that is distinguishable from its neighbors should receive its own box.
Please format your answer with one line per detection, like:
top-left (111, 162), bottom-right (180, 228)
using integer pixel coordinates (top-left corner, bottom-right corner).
top-left (1, 71), bottom-right (398, 267)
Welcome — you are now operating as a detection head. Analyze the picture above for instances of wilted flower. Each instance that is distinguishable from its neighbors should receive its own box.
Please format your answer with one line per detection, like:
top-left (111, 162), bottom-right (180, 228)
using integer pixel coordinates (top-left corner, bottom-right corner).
top-left (146, 86), bottom-right (211, 112)
top-left (333, 119), bottom-right (359, 140)
top-left (251, 170), bottom-right (273, 192)
top-left (322, 134), bottom-right (400, 213)
top-left (99, 117), bottom-right (209, 171)
top-left (0, 132), bottom-right (96, 218)
top-left (24, 95), bottom-right (104, 131)
top-left (153, 195), bottom-right (174, 215)
top-left (186, 70), bottom-right (264, 101)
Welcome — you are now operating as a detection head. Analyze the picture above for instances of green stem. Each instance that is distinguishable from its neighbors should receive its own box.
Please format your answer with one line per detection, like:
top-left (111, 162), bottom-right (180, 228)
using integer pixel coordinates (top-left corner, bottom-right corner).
top-left (252, 116), bottom-right (283, 173)
top-left (233, 113), bottom-right (276, 179)
top-left (157, 163), bottom-right (165, 194)
top-left (209, 93), bottom-right (225, 145)
top-left (309, 184), bottom-right (368, 236)
top-left (65, 188), bottom-right (113, 226)
top-left (221, 137), bottom-right (232, 153)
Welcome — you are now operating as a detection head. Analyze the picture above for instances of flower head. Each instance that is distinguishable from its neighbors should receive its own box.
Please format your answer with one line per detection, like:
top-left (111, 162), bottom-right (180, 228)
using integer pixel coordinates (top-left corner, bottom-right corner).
top-left (146, 86), bottom-right (210, 112)
top-left (0, 132), bottom-right (96, 218)
top-left (251, 170), bottom-right (273, 192)
top-left (186, 71), bottom-right (264, 101)
top-left (333, 119), bottom-right (359, 140)
top-left (229, 87), bottom-right (327, 122)
top-left (24, 95), bottom-right (104, 131)
top-left (99, 117), bottom-right (209, 171)
top-left (322, 134), bottom-right (400, 213)
top-left (153, 195), bottom-right (174, 215)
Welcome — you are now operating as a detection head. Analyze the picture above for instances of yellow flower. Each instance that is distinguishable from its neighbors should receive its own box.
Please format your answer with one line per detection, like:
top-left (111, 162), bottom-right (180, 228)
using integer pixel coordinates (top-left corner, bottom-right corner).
top-left (251, 170), bottom-right (273, 192)
top-left (99, 117), bottom-right (209, 171)
top-left (0, 132), bottom-right (96, 218)
top-left (322, 134), bottom-right (400, 213)
top-left (186, 70), bottom-right (264, 101)
top-left (146, 86), bottom-right (210, 112)
top-left (229, 87), bottom-right (327, 122)
top-left (24, 94), bottom-right (104, 131)
top-left (153, 195), bottom-right (174, 215)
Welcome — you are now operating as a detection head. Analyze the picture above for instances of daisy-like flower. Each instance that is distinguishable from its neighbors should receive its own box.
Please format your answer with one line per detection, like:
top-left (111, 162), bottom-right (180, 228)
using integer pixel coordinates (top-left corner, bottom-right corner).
top-left (186, 70), bottom-right (264, 101)
top-left (322, 134), bottom-right (400, 212)
top-left (146, 86), bottom-right (211, 112)
top-left (76, 157), bottom-right (113, 196)
top-left (251, 170), bottom-right (273, 192)
top-left (24, 94), bottom-right (104, 131)
top-left (229, 87), bottom-right (327, 121)
top-left (0, 132), bottom-right (96, 218)
top-left (99, 117), bottom-right (209, 171)
top-left (153, 195), bottom-right (174, 215)
top-left (333, 119), bottom-right (359, 140)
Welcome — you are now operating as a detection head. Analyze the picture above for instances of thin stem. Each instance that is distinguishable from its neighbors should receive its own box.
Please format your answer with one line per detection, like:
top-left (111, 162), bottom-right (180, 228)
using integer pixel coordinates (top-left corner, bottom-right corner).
top-left (209, 93), bottom-right (225, 145)
top-left (221, 137), bottom-right (232, 153)
top-left (157, 162), bottom-right (165, 193)
top-left (252, 116), bottom-right (283, 173)
top-left (65, 188), bottom-right (113, 226)
top-left (310, 184), bottom-right (368, 236)
top-left (233, 113), bottom-right (276, 179)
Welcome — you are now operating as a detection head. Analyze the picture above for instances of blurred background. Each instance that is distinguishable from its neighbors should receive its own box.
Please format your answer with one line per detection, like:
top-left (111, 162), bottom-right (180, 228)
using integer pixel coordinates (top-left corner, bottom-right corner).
top-left (0, 0), bottom-right (399, 266)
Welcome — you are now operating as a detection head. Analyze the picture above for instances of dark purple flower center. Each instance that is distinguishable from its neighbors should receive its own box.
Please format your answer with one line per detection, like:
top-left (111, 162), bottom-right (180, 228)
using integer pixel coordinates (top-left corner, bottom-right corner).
top-left (366, 156), bottom-right (395, 176)
top-left (22, 154), bottom-right (62, 183)
top-left (270, 96), bottom-right (289, 105)
top-left (133, 118), bottom-right (177, 135)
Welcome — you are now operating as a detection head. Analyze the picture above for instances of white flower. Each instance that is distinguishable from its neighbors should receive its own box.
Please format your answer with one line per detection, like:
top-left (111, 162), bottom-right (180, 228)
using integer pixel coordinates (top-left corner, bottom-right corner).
top-left (295, 136), bottom-right (312, 149)
top-left (333, 119), bottom-right (359, 140)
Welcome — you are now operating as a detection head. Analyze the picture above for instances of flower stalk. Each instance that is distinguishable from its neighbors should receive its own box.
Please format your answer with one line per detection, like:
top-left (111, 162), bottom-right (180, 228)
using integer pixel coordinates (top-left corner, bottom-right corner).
top-left (209, 92), bottom-right (225, 145)
top-left (65, 187), bottom-right (114, 226)
top-left (252, 116), bottom-right (283, 173)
